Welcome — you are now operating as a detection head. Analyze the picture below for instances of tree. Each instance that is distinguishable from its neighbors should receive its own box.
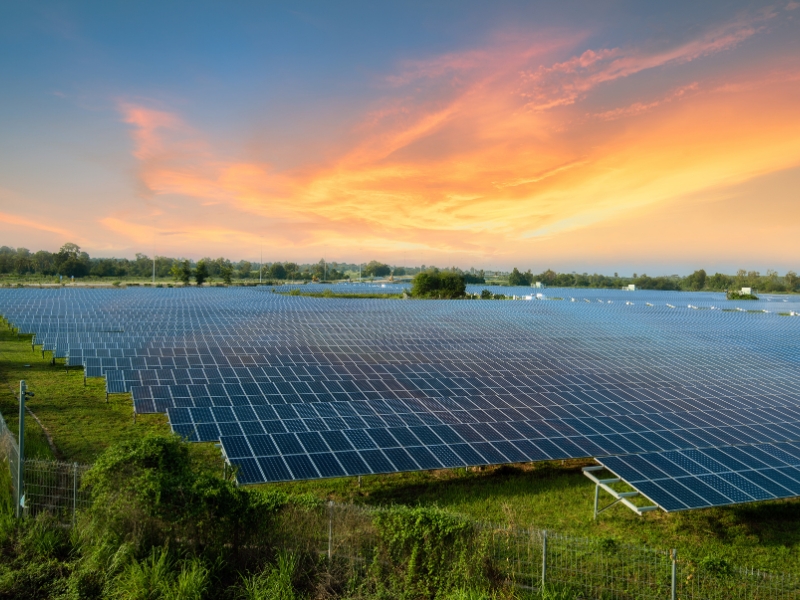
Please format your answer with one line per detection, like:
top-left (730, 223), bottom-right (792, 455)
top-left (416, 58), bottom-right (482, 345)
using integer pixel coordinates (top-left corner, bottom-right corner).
top-left (283, 262), bottom-right (298, 280)
top-left (237, 261), bottom-right (252, 280)
top-left (508, 268), bottom-right (533, 286)
top-left (55, 242), bottom-right (90, 277)
top-left (194, 260), bottom-right (208, 286)
top-left (786, 271), bottom-right (798, 291)
top-left (169, 259), bottom-right (193, 283)
top-left (269, 262), bottom-right (287, 280)
top-left (684, 269), bottom-right (707, 291)
top-left (480, 289), bottom-right (493, 299)
top-left (220, 263), bottom-right (233, 285)
top-left (411, 270), bottom-right (466, 299)
top-left (364, 260), bottom-right (391, 278)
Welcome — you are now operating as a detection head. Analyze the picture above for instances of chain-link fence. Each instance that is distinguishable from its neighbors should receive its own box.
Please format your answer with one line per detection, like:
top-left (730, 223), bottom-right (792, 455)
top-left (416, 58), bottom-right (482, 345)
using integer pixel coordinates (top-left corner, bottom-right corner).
top-left (319, 502), bottom-right (800, 600)
top-left (0, 409), bottom-right (91, 524)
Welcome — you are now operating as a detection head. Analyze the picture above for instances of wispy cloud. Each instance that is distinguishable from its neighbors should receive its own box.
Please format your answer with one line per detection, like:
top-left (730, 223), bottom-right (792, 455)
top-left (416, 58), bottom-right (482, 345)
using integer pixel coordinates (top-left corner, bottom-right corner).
top-left (518, 11), bottom-right (773, 110)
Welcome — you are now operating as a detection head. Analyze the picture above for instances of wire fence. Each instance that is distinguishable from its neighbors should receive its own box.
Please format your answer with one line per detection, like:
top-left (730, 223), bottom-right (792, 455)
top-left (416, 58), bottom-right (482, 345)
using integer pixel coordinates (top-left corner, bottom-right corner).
top-left (0, 409), bottom-right (90, 524)
top-left (318, 502), bottom-right (800, 600)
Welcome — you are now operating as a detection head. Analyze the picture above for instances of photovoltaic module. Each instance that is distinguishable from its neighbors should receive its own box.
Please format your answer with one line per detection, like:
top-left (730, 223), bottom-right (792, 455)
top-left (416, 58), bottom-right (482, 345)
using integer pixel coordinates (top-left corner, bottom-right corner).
top-left (2, 284), bottom-right (799, 512)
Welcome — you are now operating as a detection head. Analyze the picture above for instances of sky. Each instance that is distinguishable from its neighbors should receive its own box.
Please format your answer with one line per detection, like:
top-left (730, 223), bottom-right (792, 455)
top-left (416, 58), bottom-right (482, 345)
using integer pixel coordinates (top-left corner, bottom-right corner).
top-left (1, 1), bottom-right (799, 274)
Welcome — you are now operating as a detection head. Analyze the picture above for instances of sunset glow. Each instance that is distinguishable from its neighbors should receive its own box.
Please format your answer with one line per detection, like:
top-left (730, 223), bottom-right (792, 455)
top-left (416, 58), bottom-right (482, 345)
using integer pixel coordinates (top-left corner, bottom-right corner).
top-left (1, 2), bottom-right (799, 272)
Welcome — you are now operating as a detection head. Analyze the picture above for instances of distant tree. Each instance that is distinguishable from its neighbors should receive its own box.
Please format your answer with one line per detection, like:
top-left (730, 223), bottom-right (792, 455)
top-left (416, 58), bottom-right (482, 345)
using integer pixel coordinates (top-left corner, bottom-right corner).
top-left (179, 260), bottom-right (192, 285)
top-left (411, 270), bottom-right (466, 299)
top-left (786, 271), bottom-right (798, 291)
top-left (195, 260), bottom-right (208, 286)
top-left (684, 269), bottom-right (707, 291)
top-left (463, 271), bottom-right (485, 284)
top-left (364, 261), bottom-right (391, 278)
top-left (538, 269), bottom-right (557, 286)
top-left (394, 266), bottom-right (406, 276)
top-left (480, 289), bottom-right (493, 299)
top-left (508, 268), bottom-right (533, 286)
top-left (55, 242), bottom-right (90, 277)
top-left (220, 263), bottom-right (233, 285)
top-left (269, 262), bottom-right (287, 280)
top-left (237, 261), bottom-right (252, 280)
top-left (706, 272), bottom-right (732, 290)
top-left (283, 262), bottom-right (298, 280)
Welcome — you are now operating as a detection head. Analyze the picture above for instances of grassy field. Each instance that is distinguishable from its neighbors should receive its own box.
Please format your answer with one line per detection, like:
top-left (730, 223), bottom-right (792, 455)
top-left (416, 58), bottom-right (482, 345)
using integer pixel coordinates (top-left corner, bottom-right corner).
top-left (1, 321), bottom-right (800, 575)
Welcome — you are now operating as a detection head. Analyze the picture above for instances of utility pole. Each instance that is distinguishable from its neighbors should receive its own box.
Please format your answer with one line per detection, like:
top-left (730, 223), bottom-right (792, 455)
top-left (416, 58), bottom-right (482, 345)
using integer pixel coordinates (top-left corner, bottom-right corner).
top-left (259, 238), bottom-right (263, 284)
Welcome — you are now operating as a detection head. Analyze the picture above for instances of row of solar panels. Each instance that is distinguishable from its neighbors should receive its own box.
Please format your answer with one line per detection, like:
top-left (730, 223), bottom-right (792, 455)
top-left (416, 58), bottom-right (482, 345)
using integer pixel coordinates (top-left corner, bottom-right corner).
top-left (600, 442), bottom-right (800, 510)
top-left (3, 287), bottom-right (800, 511)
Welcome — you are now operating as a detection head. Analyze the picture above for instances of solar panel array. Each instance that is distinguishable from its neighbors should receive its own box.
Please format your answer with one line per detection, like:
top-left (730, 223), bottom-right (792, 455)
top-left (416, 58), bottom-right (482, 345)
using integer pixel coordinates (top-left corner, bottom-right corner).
top-left (1, 285), bottom-right (799, 510)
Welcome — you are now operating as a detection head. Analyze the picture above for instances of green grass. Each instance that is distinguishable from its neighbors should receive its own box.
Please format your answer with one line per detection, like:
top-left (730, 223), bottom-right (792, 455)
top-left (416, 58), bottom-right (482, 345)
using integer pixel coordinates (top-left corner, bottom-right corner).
top-left (2, 322), bottom-right (800, 574)
top-left (0, 325), bottom-right (221, 470)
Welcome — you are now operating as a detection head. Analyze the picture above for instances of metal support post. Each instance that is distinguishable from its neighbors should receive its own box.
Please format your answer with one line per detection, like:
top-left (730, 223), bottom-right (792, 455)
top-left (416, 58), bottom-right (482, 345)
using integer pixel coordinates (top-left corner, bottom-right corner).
top-left (541, 530), bottom-right (547, 588)
top-left (16, 381), bottom-right (25, 518)
top-left (72, 462), bottom-right (78, 527)
top-left (671, 548), bottom-right (677, 600)
top-left (594, 483), bottom-right (600, 520)
top-left (327, 500), bottom-right (334, 561)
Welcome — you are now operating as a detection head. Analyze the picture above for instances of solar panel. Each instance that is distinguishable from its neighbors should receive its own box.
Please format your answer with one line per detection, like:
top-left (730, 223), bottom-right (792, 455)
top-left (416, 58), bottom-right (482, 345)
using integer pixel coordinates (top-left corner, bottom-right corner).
top-left (1, 285), bottom-right (799, 503)
top-left (598, 442), bottom-right (800, 510)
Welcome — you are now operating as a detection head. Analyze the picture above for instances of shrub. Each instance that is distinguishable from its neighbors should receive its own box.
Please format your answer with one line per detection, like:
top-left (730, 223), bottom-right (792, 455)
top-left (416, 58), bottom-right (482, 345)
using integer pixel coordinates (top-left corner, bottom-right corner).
top-left (80, 434), bottom-right (289, 564)
top-left (411, 270), bottom-right (466, 299)
top-left (366, 506), bottom-right (485, 600)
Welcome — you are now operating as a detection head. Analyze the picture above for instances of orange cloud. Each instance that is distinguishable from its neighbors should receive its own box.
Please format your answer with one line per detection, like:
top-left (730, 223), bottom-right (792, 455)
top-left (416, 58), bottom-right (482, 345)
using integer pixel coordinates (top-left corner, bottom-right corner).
top-left (109, 17), bottom-right (800, 267)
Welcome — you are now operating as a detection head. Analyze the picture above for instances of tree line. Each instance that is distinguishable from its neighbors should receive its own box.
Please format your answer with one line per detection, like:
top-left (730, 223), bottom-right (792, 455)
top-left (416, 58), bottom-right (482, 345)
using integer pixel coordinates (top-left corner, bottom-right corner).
top-left (507, 267), bottom-right (799, 293)
top-left (0, 245), bottom-right (424, 283)
top-left (1, 244), bottom-right (795, 292)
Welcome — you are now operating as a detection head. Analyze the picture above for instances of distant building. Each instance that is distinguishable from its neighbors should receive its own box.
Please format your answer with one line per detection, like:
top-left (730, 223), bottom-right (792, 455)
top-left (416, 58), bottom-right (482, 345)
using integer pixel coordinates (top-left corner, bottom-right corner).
top-left (533, 281), bottom-right (544, 288)
top-left (626, 284), bottom-right (636, 291)
top-left (741, 287), bottom-right (753, 295)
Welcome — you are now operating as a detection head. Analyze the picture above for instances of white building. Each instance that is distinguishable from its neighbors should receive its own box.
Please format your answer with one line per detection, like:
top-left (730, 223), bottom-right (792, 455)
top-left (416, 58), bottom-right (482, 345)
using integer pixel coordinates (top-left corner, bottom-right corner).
top-left (626, 284), bottom-right (636, 291)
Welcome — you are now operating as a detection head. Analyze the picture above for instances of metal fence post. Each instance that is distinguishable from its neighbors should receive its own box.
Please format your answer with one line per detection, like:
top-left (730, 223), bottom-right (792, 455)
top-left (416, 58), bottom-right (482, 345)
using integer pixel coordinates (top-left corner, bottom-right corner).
top-left (541, 529), bottom-right (548, 589)
top-left (328, 500), bottom-right (333, 561)
top-left (72, 462), bottom-right (78, 527)
top-left (671, 548), bottom-right (677, 600)
top-left (16, 381), bottom-right (25, 519)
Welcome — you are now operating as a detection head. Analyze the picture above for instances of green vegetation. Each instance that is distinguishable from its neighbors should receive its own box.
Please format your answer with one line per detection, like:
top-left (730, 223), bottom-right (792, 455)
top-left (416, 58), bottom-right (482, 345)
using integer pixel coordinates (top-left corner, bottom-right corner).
top-left (501, 266), bottom-right (799, 293)
top-left (727, 291), bottom-right (759, 300)
top-left (411, 270), bottom-right (467, 299)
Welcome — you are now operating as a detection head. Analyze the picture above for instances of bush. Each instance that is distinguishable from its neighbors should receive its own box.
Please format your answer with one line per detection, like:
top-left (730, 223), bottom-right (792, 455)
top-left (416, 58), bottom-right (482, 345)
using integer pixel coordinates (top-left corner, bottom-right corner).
top-left (411, 270), bottom-right (466, 299)
top-left (366, 506), bottom-right (486, 600)
top-left (80, 434), bottom-right (289, 563)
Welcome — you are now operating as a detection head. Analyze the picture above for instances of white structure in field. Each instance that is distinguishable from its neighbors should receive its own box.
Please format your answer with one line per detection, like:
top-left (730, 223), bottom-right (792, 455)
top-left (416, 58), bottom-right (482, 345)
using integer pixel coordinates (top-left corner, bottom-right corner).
top-left (533, 281), bottom-right (544, 288)
top-left (626, 284), bottom-right (636, 291)
top-left (741, 287), bottom-right (753, 295)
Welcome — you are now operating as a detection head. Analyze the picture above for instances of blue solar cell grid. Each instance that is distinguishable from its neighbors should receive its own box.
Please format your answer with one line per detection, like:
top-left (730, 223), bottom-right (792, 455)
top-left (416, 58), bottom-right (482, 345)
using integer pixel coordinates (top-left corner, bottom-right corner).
top-left (2, 285), bottom-right (799, 507)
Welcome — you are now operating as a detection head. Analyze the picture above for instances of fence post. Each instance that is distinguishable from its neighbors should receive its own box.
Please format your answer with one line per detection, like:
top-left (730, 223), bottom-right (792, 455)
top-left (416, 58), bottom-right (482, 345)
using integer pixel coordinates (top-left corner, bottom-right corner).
top-left (328, 500), bottom-right (333, 561)
top-left (541, 530), bottom-right (548, 589)
top-left (72, 462), bottom-right (78, 527)
top-left (16, 381), bottom-right (25, 519)
top-left (671, 548), bottom-right (677, 600)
